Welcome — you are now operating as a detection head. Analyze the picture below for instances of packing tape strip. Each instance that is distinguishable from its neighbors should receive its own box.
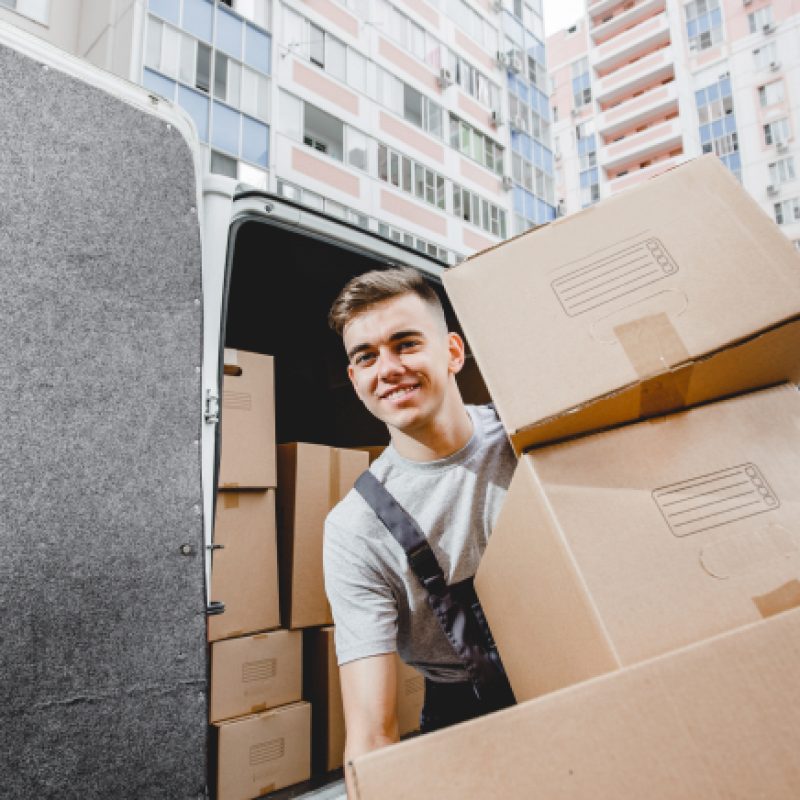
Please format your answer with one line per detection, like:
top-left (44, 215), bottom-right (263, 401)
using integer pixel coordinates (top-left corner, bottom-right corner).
top-left (222, 492), bottom-right (240, 509)
top-left (614, 312), bottom-right (692, 418)
top-left (752, 579), bottom-right (800, 619)
top-left (329, 448), bottom-right (341, 510)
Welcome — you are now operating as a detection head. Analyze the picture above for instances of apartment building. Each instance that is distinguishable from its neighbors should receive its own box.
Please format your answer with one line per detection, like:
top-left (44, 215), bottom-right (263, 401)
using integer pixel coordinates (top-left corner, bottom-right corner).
top-left (547, 0), bottom-right (800, 248)
top-left (0, 0), bottom-right (557, 262)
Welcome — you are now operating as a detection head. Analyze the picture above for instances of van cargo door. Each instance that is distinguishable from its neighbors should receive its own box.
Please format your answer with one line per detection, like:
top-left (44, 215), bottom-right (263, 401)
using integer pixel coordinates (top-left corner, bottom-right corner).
top-left (0, 29), bottom-right (207, 799)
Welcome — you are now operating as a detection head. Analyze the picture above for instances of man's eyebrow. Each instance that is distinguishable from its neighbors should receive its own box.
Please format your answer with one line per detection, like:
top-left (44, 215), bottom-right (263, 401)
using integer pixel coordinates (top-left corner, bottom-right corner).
top-left (346, 330), bottom-right (426, 362)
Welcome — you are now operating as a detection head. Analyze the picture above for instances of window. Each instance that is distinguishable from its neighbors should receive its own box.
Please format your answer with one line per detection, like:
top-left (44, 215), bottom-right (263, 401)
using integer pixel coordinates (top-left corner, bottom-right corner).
top-left (696, 75), bottom-right (740, 179)
top-left (764, 117), bottom-right (790, 146)
top-left (773, 198), bottom-right (800, 226)
top-left (346, 128), bottom-right (369, 172)
top-left (753, 42), bottom-right (778, 70)
top-left (210, 150), bottom-right (238, 178)
top-left (450, 114), bottom-right (504, 175)
top-left (769, 157), bottom-right (796, 185)
top-left (578, 134), bottom-right (599, 207)
top-left (571, 57), bottom-right (591, 108)
top-left (454, 185), bottom-right (507, 237)
top-left (685, 0), bottom-right (722, 52)
top-left (303, 103), bottom-right (344, 160)
top-left (378, 144), bottom-right (446, 210)
top-left (748, 6), bottom-right (773, 33)
top-left (758, 80), bottom-right (784, 107)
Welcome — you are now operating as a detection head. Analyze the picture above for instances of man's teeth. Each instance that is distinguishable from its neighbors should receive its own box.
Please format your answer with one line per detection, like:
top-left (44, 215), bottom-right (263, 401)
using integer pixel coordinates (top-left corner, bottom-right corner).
top-left (386, 385), bottom-right (416, 399)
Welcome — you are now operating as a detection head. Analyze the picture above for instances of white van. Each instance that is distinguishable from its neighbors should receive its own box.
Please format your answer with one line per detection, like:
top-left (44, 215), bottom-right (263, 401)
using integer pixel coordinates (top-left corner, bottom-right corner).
top-left (0, 21), bottom-right (488, 798)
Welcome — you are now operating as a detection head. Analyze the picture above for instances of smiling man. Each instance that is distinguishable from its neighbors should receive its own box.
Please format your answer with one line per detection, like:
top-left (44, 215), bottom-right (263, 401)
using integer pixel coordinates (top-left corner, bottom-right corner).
top-left (323, 268), bottom-right (516, 787)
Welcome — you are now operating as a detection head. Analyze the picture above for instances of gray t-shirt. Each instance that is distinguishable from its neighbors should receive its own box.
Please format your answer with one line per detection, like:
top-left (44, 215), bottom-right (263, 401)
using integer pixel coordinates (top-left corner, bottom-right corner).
top-left (323, 404), bottom-right (516, 683)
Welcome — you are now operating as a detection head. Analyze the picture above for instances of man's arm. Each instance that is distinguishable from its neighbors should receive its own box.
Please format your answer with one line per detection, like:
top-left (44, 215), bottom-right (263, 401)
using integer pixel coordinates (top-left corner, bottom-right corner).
top-left (340, 653), bottom-right (399, 798)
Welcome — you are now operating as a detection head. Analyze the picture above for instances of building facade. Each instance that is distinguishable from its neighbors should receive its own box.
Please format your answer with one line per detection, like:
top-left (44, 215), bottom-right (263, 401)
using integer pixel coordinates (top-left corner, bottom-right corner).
top-left (547, 0), bottom-right (800, 248)
top-left (1, 0), bottom-right (557, 263)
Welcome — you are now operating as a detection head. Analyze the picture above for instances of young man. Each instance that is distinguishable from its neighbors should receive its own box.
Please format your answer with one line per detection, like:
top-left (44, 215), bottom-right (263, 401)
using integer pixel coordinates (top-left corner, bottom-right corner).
top-left (323, 268), bottom-right (516, 783)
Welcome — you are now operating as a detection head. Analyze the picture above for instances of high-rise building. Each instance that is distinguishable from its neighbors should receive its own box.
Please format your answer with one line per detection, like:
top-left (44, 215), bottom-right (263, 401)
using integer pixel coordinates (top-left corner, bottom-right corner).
top-left (0, 0), bottom-right (557, 263)
top-left (547, 0), bottom-right (800, 248)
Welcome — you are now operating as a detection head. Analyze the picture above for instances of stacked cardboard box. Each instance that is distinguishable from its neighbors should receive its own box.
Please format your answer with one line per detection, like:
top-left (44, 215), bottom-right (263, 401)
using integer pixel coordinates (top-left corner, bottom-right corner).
top-left (210, 350), bottom-right (311, 800)
top-left (348, 155), bottom-right (800, 794)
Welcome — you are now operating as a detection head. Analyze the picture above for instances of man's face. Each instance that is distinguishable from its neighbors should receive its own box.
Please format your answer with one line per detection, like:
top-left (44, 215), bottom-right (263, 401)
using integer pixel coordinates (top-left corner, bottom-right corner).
top-left (343, 293), bottom-right (464, 435)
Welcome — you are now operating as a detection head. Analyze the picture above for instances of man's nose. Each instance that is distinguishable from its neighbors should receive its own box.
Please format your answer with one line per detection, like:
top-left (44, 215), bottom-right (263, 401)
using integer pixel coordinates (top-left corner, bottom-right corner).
top-left (377, 347), bottom-right (404, 379)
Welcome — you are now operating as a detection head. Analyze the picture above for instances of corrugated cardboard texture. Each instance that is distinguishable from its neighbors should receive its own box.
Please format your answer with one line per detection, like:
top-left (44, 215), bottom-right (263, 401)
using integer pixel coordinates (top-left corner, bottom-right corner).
top-left (350, 608), bottom-right (800, 799)
top-left (304, 627), bottom-right (424, 773)
top-left (208, 490), bottom-right (280, 642)
top-left (215, 701), bottom-right (311, 800)
top-left (210, 629), bottom-right (302, 723)
top-left (443, 155), bottom-right (800, 451)
top-left (219, 350), bottom-right (277, 488)
top-left (0, 43), bottom-right (206, 798)
top-left (277, 444), bottom-right (369, 628)
top-left (477, 384), bottom-right (800, 702)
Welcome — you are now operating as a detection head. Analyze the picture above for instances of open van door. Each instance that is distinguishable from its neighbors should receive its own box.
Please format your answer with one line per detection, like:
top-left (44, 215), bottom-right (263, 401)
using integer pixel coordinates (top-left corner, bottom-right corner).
top-left (0, 23), bottom-right (207, 798)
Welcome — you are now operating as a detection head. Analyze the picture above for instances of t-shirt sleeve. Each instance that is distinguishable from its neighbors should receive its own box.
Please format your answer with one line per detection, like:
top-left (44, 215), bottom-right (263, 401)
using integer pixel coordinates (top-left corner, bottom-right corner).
top-left (323, 513), bottom-right (398, 666)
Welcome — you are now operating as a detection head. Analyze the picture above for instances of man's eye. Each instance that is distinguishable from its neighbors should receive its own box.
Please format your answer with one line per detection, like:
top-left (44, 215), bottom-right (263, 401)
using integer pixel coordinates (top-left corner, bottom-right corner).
top-left (355, 352), bottom-right (376, 365)
top-left (398, 340), bottom-right (420, 351)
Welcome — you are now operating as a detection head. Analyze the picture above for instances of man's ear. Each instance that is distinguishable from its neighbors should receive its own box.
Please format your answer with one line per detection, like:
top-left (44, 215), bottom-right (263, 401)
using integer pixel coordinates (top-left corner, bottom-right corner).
top-left (447, 331), bottom-right (466, 375)
top-left (347, 362), bottom-right (356, 388)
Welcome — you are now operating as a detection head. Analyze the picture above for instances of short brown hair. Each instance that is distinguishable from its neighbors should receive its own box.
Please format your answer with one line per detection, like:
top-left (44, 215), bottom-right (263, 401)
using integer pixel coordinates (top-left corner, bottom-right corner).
top-left (328, 267), bottom-right (445, 336)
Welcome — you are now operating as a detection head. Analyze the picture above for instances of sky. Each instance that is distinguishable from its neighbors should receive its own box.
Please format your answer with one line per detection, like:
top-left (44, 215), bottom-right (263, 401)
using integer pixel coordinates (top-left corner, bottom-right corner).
top-left (542, 0), bottom-right (585, 36)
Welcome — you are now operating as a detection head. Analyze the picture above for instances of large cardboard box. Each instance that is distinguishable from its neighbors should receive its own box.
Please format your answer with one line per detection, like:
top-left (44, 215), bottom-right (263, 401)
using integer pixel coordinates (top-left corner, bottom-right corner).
top-left (219, 349), bottom-right (277, 488)
top-left (210, 629), bottom-right (302, 723)
top-left (277, 444), bottom-right (369, 628)
top-left (304, 627), bottom-right (425, 772)
top-left (443, 155), bottom-right (800, 452)
top-left (208, 490), bottom-right (280, 642)
top-left (476, 384), bottom-right (800, 702)
top-left (348, 607), bottom-right (800, 799)
top-left (213, 701), bottom-right (311, 800)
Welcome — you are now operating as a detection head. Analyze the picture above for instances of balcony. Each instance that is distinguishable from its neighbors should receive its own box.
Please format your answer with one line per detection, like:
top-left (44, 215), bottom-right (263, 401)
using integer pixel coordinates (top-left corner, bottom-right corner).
top-left (591, 0), bottom-right (667, 45)
top-left (599, 117), bottom-right (684, 172)
top-left (607, 153), bottom-right (689, 194)
top-left (594, 44), bottom-right (674, 106)
top-left (597, 79), bottom-right (678, 138)
top-left (588, 0), bottom-right (625, 21)
top-left (592, 10), bottom-right (670, 76)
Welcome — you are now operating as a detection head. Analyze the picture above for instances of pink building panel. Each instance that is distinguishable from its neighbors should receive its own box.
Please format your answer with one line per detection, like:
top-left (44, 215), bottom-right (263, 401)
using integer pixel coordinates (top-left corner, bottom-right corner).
top-left (609, 157), bottom-right (679, 192)
top-left (380, 189), bottom-right (448, 235)
top-left (456, 92), bottom-right (491, 130)
top-left (463, 227), bottom-right (495, 252)
top-left (293, 60), bottom-right (359, 115)
top-left (723, 0), bottom-right (793, 40)
top-left (605, 119), bottom-right (676, 158)
top-left (595, 15), bottom-right (662, 59)
top-left (454, 29), bottom-right (496, 74)
top-left (379, 111), bottom-right (445, 162)
top-left (303, 0), bottom-right (359, 38)
top-left (396, 0), bottom-right (439, 28)
top-left (291, 147), bottom-right (361, 197)
top-left (604, 85), bottom-right (669, 123)
top-left (553, 78), bottom-right (572, 115)
top-left (600, 46), bottom-right (668, 89)
top-left (547, 26), bottom-right (589, 67)
top-left (378, 37), bottom-right (439, 94)
top-left (693, 45), bottom-right (724, 67)
top-left (459, 157), bottom-right (502, 194)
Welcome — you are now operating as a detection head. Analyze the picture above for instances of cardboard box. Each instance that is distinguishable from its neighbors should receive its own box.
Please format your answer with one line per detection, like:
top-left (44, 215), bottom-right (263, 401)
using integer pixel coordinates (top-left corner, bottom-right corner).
top-left (443, 155), bottom-right (800, 452)
top-left (476, 384), bottom-right (800, 702)
top-left (348, 607), bottom-right (800, 799)
top-left (210, 629), bottom-right (302, 723)
top-left (214, 701), bottom-right (311, 800)
top-left (277, 444), bottom-right (369, 628)
top-left (219, 349), bottom-right (276, 488)
top-left (304, 627), bottom-right (425, 772)
top-left (208, 490), bottom-right (280, 642)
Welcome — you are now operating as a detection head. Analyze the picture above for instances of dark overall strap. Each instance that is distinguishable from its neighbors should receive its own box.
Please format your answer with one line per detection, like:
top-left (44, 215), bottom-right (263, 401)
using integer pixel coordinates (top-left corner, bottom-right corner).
top-left (354, 470), bottom-right (448, 596)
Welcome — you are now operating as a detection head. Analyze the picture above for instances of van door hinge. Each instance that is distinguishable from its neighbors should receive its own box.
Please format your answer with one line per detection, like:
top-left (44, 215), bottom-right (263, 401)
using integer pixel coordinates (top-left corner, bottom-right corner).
top-left (204, 389), bottom-right (220, 424)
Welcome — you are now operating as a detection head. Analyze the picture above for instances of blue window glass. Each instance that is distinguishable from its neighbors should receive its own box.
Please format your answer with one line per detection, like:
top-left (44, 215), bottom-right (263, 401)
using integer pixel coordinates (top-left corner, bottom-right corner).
top-left (720, 76), bottom-right (732, 97)
top-left (533, 141), bottom-right (543, 169)
top-left (511, 130), bottom-right (522, 154)
top-left (513, 186), bottom-right (525, 214)
top-left (728, 151), bottom-right (741, 172)
top-left (534, 42), bottom-right (546, 65)
top-left (695, 88), bottom-right (706, 108)
top-left (517, 81), bottom-right (529, 104)
top-left (524, 190), bottom-right (535, 220)
top-left (707, 82), bottom-right (719, 102)
top-left (725, 113), bottom-right (737, 133)
top-left (212, 101), bottom-right (241, 156)
top-left (148, 0), bottom-right (179, 24)
top-left (216, 5), bottom-right (243, 59)
top-left (521, 133), bottom-right (532, 161)
top-left (698, 13), bottom-right (710, 34)
top-left (687, 19), bottom-right (697, 39)
top-left (580, 170), bottom-right (589, 189)
top-left (183, 0), bottom-right (213, 42)
top-left (712, 118), bottom-right (724, 138)
top-left (543, 148), bottom-right (554, 175)
top-left (241, 115), bottom-right (269, 167)
top-left (700, 124), bottom-right (711, 143)
top-left (711, 7), bottom-right (722, 27)
top-left (178, 85), bottom-right (210, 142)
top-left (504, 11), bottom-right (524, 44)
top-left (143, 68), bottom-right (176, 101)
top-left (245, 24), bottom-right (271, 74)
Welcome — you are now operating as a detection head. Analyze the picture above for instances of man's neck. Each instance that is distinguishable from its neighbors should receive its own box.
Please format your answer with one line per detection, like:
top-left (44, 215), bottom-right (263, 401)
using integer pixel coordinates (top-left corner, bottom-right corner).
top-left (389, 397), bottom-right (474, 462)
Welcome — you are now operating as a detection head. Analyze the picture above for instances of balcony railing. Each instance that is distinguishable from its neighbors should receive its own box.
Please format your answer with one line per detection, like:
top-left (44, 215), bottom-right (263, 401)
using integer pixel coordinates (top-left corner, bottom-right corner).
top-left (594, 44), bottom-right (674, 105)
top-left (600, 117), bottom-right (683, 172)
top-left (592, 10), bottom-right (670, 75)
top-left (591, 0), bottom-right (666, 45)
top-left (597, 79), bottom-right (678, 137)
top-left (607, 153), bottom-right (689, 193)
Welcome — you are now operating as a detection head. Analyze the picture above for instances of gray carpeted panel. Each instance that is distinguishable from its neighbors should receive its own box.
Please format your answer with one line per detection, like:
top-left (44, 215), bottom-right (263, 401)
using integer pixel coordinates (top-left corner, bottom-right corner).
top-left (0, 42), bottom-right (207, 798)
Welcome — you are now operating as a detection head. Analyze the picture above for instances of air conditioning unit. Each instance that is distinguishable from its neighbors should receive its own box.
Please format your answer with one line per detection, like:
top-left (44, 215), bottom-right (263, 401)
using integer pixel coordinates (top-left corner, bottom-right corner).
top-left (557, 200), bottom-right (567, 216)
top-left (495, 50), bottom-right (508, 69)
top-left (510, 113), bottom-right (526, 131)
top-left (776, 141), bottom-right (789, 153)
top-left (502, 175), bottom-right (513, 191)
top-left (491, 0), bottom-right (503, 12)
top-left (490, 109), bottom-right (503, 127)
top-left (570, 107), bottom-right (579, 117)
top-left (438, 67), bottom-right (454, 89)
top-left (743, 0), bottom-right (753, 5)
top-left (770, 60), bottom-right (781, 71)
top-left (763, 22), bottom-right (775, 34)
top-left (507, 49), bottom-right (523, 74)
top-left (766, 184), bottom-right (778, 196)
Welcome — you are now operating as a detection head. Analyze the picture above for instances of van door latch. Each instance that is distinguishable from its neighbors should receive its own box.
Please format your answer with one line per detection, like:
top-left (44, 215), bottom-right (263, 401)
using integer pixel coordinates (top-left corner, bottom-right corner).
top-left (204, 389), bottom-right (220, 424)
